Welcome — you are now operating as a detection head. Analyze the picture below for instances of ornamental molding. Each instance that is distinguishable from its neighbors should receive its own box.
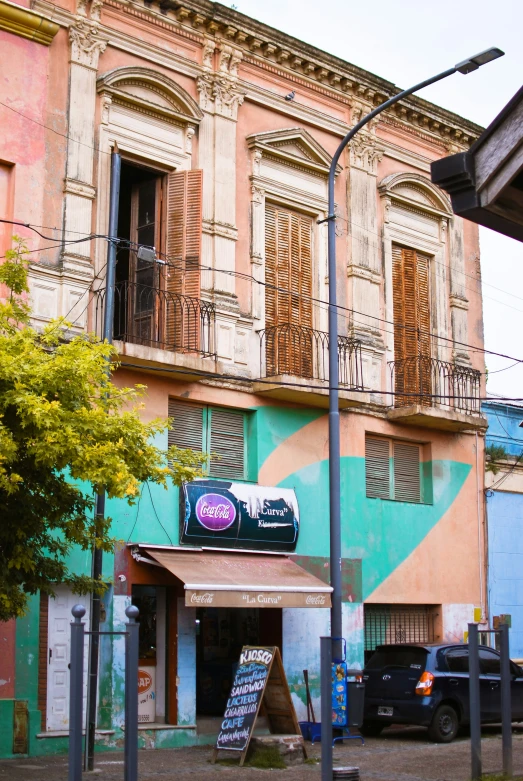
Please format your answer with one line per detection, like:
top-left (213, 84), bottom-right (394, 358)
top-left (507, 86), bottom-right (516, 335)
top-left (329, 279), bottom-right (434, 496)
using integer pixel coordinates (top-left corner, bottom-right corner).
top-left (0, 0), bottom-right (59, 45)
top-left (70, 17), bottom-right (107, 68)
top-left (378, 172), bottom-right (453, 219)
top-left (247, 127), bottom-right (341, 178)
top-left (32, 0), bottom-right (481, 148)
top-left (349, 133), bottom-right (383, 175)
top-left (202, 219), bottom-right (238, 241)
top-left (97, 66), bottom-right (203, 125)
top-left (197, 37), bottom-right (245, 119)
top-left (64, 178), bottom-right (97, 199)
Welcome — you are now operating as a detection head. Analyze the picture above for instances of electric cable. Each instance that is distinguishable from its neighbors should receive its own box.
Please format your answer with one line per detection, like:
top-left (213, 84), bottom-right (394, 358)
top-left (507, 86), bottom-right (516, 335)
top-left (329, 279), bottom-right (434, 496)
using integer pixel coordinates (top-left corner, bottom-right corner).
top-left (3, 220), bottom-right (523, 369)
top-left (146, 481), bottom-right (173, 545)
top-left (117, 360), bottom-right (523, 404)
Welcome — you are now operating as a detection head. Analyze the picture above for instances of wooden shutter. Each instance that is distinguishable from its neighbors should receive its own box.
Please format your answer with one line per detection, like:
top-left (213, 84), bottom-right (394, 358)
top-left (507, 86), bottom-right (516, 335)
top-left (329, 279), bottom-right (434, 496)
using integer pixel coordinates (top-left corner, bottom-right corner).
top-left (264, 203), bottom-right (313, 376)
top-left (392, 245), bottom-right (431, 405)
top-left (365, 437), bottom-right (391, 499)
top-left (166, 170), bottom-right (203, 351)
top-left (393, 442), bottom-right (421, 503)
top-left (209, 408), bottom-right (245, 479)
top-left (167, 400), bottom-right (204, 452)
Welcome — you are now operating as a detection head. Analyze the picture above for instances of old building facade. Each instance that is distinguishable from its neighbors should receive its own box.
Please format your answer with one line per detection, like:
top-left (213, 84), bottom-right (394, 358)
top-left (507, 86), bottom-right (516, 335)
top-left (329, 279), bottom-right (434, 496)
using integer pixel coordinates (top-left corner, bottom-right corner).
top-left (1, 0), bottom-right (489, 757)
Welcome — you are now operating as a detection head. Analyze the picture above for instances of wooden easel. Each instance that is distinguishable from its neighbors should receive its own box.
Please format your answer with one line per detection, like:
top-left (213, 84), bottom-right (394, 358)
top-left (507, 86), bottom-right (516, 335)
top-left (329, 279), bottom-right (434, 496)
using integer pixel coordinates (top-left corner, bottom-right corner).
top-left (212, 646), bottom-right (308, 767)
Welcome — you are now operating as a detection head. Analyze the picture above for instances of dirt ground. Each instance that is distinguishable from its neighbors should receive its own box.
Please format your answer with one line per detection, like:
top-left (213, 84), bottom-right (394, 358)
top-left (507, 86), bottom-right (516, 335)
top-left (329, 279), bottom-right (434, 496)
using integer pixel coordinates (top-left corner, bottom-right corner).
top-left (1, 725), bottom-right (523, 781)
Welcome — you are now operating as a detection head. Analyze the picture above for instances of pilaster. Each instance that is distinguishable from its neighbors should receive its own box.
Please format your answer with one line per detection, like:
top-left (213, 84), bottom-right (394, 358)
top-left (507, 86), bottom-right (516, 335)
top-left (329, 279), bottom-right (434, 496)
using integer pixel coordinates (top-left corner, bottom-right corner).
top-left (197, 38), bottom-right (245, 364)
top-left (62, 0), bottom-right (107, 276)
top-left (449, 217), bottom-right (470, 365)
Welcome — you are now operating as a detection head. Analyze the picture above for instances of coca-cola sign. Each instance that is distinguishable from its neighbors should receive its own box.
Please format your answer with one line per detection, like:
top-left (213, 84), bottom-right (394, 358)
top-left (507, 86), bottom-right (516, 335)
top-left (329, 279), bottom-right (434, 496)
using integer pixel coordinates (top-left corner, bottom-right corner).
top-left (195, 493), bottom-right (236, 531)
top-left (181, 480), bottom-right (299, 552)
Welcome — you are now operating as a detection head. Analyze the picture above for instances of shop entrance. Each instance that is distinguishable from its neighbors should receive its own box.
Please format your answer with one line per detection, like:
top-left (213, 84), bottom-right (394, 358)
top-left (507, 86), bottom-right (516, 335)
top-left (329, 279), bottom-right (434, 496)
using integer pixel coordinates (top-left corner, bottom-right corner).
top-left (195, 607), bottom-right (282, 716)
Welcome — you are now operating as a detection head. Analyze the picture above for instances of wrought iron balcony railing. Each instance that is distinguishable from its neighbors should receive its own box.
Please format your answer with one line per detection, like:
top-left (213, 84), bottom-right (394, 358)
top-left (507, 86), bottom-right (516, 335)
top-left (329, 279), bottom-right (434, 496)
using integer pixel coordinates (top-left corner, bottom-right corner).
top-left (94, 281), bottom-right (216, 358)
top-left (259, 323), bottom-right (364, 389)
top-left (388, 356), bottom-right (481, 414)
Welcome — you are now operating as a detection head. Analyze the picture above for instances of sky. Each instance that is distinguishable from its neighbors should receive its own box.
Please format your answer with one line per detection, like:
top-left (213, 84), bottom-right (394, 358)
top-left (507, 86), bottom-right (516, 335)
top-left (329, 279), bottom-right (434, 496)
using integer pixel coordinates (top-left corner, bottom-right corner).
top-left (232, 0), bottom-right (523, 399)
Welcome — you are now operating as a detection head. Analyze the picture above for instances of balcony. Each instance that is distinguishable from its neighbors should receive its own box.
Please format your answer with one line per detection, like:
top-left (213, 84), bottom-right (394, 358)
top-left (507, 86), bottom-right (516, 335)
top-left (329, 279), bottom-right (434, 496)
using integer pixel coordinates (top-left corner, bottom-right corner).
top-left (94, 281), bottom-right (218, 377)
top-left (387, 356), bottom-right (487, 432)
top-left (254, 324), bottom-right (369, 408)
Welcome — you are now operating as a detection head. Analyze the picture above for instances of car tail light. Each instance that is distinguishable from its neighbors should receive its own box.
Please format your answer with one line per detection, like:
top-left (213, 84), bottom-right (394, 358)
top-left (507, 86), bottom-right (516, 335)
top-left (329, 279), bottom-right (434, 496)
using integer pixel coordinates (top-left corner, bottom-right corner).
top-left (415, 672), bottom-right (434, 696)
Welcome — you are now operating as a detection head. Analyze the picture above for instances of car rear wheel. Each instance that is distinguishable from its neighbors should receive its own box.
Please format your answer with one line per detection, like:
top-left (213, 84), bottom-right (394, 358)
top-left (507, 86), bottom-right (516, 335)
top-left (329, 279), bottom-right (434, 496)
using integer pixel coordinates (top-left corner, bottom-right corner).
top-left (428, 704), bottom-right (459, 743)
top-left (359, 721), bottom-right (384, 737)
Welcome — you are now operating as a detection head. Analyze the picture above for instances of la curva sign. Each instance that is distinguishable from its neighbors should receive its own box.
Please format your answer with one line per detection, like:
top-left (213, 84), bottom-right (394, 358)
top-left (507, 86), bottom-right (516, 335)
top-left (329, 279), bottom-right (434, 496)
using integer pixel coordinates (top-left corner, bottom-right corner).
top-left (180, 479), bottom-right (300, 552)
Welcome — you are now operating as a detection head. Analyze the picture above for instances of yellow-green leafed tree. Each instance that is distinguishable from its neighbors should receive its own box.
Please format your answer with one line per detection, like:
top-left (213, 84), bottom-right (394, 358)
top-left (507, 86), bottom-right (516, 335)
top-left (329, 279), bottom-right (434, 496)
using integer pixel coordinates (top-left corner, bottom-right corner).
top-left (0, 239), bottom-right (204, 621)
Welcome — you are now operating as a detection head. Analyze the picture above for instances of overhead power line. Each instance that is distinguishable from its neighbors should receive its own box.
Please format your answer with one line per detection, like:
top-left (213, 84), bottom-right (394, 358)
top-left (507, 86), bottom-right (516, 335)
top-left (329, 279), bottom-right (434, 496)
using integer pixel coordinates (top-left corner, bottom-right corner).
top-left (3, 218), bottom-right (523, 370)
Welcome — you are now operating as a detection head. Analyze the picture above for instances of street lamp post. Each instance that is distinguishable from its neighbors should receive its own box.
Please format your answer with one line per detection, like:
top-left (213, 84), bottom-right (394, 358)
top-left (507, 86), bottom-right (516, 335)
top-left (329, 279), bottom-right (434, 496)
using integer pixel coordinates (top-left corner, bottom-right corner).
top-left (322, 47), bottom-right (503, 780)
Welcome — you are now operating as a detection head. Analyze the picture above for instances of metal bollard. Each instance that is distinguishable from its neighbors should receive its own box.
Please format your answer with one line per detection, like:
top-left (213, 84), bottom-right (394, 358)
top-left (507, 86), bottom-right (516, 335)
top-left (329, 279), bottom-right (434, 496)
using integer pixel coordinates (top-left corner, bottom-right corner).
top-left (124, 605), bottom-right (140, 781)
top-left (69, 605), bottom-right (86, 781)
top-left (499, 622), bottom-right (513, 778)
top-left (468, 623), bottom-right (481, 781)
top-left (320, 636), bottom-right (333, 781)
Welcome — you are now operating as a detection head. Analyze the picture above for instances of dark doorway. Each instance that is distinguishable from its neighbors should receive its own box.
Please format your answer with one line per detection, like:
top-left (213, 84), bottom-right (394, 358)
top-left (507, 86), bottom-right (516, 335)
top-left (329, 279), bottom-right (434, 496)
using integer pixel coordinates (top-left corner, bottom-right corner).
top-left (195, 607), bottom-right (282, 716)
top-left (114, 161), bottom-right (165, 344)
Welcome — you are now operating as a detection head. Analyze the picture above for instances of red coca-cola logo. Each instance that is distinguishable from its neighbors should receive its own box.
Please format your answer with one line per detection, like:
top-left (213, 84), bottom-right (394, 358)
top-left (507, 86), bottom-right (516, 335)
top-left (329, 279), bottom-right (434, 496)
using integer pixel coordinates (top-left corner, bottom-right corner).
top-left (195, 493), bottom-right (236, 531)
top-left (138, 669), bottom-right (152, 695)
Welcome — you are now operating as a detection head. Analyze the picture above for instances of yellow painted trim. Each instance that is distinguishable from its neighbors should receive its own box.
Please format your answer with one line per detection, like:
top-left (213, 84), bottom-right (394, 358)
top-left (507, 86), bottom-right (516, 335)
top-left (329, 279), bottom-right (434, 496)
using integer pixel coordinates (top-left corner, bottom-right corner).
top-left (0, 0), bottom-right (59, 45)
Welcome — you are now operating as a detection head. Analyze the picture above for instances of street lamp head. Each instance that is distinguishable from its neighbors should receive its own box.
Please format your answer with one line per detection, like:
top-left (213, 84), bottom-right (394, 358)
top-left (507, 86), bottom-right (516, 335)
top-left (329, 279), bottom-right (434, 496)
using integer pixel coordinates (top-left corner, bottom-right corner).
top-left (455, 47), bottom-right (504, 74)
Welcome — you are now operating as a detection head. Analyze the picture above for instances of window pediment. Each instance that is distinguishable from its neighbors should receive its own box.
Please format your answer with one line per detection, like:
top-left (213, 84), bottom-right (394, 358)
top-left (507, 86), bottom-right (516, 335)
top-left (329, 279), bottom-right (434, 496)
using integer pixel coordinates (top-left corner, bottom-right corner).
top-left (379, 172), bottom-right (452, 219)
top-left (247, 128), bottom-right (341, 177)
top-left (97, 67), bottom-right (203, 126)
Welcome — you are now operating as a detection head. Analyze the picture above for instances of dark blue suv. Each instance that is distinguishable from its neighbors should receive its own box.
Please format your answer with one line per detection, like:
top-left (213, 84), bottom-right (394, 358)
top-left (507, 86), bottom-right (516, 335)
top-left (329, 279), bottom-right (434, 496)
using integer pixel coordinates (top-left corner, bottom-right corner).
top-left (362, 643), bottom-right (523, 742)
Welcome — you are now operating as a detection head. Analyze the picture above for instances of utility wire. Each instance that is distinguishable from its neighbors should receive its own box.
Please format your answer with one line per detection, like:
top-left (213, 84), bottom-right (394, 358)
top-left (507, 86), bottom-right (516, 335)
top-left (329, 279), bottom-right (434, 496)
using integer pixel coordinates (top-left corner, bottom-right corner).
top-left (4, 219), bottom-right (523, 369)
top-left (118, 360), bottom-right (523, 404)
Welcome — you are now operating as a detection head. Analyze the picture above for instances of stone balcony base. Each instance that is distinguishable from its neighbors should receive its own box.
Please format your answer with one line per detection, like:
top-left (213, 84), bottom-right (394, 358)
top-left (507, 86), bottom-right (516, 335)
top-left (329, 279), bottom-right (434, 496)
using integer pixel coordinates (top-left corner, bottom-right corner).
top-left (113, 340), bottom-right (224, 381)
top-left (253, 374), bottom-right (370, 409)
top-left (387, 404), bottom-right (488, 432)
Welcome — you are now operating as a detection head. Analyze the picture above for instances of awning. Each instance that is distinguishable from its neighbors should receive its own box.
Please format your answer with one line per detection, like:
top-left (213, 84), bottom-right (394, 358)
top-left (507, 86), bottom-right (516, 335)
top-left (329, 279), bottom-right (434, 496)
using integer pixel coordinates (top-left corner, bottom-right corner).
top-left (144, 548), bottom-right (332, 608)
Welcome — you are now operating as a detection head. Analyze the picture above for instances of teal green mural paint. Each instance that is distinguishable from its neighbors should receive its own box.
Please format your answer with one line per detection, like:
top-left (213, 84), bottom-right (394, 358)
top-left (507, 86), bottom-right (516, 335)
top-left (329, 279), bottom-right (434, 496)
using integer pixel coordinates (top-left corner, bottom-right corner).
top-left (278, 457), bottom-right (471, 600)
top-left (250, 406), bottom-right (326, 470)
top-left (15, 593), bottom-right (40, 709)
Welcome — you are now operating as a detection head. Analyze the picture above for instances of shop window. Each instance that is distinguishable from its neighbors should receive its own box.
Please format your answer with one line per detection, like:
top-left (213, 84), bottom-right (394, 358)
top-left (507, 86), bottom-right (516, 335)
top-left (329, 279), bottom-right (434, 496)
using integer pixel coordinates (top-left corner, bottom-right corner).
top-left (365, 435), bottom-right (424, 503)
top-left (168, 400), bottom-right (248, 480)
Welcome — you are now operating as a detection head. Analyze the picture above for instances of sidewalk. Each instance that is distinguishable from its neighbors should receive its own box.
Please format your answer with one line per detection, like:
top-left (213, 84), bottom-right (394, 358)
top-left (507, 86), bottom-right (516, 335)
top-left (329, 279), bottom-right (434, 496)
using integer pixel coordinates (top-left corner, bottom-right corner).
top-left (1, 726), bottom-right (522, 781)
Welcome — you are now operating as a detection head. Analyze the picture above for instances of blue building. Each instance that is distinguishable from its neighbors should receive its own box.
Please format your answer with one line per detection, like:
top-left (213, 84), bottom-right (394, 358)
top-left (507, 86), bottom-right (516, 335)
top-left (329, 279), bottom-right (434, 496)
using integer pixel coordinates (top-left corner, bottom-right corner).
top-left (483, 400), bottom-right (523, 660)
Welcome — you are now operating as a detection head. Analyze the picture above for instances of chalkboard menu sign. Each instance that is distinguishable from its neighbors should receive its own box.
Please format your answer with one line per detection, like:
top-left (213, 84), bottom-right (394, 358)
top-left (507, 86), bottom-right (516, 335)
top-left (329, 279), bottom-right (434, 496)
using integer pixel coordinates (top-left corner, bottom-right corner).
top-left (213, 646), bottom-right (306, 767)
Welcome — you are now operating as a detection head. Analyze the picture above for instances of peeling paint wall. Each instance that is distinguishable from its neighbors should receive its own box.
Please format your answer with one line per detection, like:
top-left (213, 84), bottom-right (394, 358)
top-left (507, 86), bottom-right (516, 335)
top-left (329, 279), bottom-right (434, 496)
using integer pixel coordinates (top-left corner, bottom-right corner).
top-left (176, 601), bottom-right (196, 726)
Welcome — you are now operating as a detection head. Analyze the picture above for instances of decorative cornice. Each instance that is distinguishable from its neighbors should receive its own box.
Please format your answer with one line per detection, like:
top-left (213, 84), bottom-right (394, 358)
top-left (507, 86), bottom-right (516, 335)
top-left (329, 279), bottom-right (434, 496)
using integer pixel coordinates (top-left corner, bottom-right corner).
top-left (0, 0), bottom-right (59, 44)
top-left (31, 0), bottom-right (482, 148)
top-left (108, 0), bottom-right (481, 148)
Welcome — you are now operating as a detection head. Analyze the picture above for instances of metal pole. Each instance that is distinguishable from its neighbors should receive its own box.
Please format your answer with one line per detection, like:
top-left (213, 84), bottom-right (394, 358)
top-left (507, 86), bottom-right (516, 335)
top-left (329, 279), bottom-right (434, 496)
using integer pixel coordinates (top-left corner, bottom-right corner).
top-left (468, 623), bottom-right (481, 781)
top-left (86, 147), bottom-right (121, 771)
top-left (69, 605), bottom-right (86, 781)
top-left (320, 636), bottom-right (333, 781)
top-left (321, 63), bottom-right (459, 778)
top-left (499, 622), bottom-right (513, 778)
top-left (125, 605), bottom-right (140, 781)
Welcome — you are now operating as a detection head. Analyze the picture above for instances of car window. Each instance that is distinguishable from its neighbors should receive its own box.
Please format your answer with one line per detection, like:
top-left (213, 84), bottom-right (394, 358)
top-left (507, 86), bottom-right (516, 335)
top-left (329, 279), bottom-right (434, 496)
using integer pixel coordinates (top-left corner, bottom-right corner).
top-left (365, 647), bottom-right (427, 670)
top-left (479, 648), bottom-right (501, 676)
top-left (445, 648), bottom-right (469, 673)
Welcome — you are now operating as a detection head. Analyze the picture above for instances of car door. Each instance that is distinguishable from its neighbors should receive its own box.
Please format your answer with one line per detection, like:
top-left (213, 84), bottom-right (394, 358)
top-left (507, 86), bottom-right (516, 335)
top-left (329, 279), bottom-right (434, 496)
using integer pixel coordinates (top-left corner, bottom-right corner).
top-left (510, 662), bottom-right (523, 720)
top-left (478, 647), bottom-right (501, 722)
top-left (444, 647), bottom-right (470, 722)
